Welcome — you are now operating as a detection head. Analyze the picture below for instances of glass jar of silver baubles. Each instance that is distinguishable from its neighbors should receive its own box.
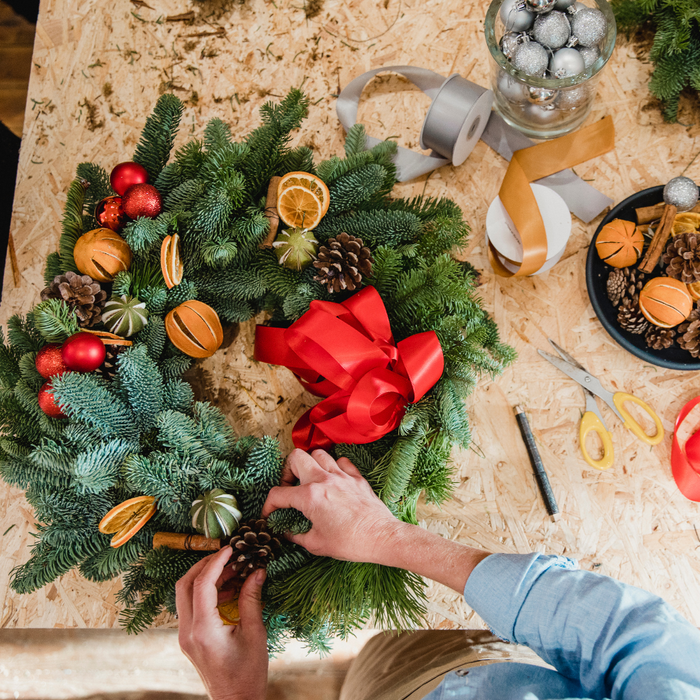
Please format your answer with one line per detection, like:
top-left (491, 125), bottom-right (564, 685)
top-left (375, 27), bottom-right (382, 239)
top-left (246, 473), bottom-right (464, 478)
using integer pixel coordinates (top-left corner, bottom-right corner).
top-left (485, 0), bottom-right (616, 139)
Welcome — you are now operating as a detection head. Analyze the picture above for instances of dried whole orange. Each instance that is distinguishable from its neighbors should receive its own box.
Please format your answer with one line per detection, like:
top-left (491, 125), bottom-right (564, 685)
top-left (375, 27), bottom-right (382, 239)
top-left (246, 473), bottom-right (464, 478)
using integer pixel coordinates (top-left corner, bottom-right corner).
top-left (277, 186), bottom-right (324, 230)
top-left (278, 172), bottom-right (330, 217)
top-left (595, 219), bottom-right (644, 268)
top-left (639, 277), bottom-right (693, 328)
top-left (98, 496), bottom-right (156, 548)
top-left (74, 229), bottom-right (133, 282)
top-left (165, 300), bottom-right (223, 358)
top-left (161, 233), bottom-right (183, 289)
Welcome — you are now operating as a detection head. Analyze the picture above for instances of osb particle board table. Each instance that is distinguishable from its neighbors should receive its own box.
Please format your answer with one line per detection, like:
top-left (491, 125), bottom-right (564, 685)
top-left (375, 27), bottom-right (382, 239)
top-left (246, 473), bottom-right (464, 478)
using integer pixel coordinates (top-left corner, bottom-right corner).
top-left (1, 0), bottom-right (699, 631)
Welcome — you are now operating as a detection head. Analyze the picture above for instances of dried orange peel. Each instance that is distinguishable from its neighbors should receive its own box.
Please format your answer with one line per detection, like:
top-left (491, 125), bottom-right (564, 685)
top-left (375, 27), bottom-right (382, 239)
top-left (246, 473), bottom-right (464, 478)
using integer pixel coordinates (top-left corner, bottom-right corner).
top-left (161, 233), bottom-right (184, 289)
top-left (278, 172), bottom-right (330, 217)
top-left (99, 496), bottom-right (157, 548)
top-left (82, 329), bottom-right (133, 346)
top-left (672, 212), bottom-right (700, 236)
top-left (277, 186), bottom-right (324, 230)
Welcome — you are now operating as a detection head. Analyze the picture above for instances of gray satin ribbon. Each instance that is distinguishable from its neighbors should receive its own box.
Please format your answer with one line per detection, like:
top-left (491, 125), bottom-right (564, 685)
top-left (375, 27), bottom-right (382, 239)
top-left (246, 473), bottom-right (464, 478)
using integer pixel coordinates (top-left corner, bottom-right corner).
top-left (336, 65), bottom-right (613, 224)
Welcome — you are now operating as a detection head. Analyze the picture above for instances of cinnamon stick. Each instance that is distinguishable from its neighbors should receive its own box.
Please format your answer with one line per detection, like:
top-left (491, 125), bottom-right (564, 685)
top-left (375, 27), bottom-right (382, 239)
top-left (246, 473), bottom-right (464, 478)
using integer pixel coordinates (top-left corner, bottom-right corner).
top-left (153, 532), bottom-right (224, 551)
top-left (638, 204), bottom-right (677, 273)
top-left (636, 201), bottom-right (700, 225)
top-left (260, 176), bottom-right (281, 249)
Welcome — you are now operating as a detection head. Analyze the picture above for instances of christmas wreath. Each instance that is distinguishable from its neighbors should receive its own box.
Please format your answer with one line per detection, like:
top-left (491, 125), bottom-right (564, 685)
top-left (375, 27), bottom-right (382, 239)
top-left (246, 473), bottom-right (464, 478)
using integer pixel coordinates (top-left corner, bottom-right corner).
top-left (0, 91), bottom-right (514, 653)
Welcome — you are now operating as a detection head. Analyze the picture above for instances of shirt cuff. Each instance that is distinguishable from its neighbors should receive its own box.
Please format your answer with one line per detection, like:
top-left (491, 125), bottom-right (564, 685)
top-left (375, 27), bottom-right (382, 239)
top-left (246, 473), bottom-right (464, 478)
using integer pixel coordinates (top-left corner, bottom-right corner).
top-left (463, 553), bottom-right (579, 642)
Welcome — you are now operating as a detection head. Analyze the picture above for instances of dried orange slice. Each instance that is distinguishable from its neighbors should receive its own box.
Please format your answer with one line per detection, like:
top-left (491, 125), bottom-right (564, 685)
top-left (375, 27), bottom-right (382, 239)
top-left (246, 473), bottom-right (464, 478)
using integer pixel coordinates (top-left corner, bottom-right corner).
top-left (99, 496), bottom-right (156, 548)
top-left (161, 233), bottom-right (183, 289)
top-left (672, 212), bottom-right (700, 236)
top-left (217, 598), bottom-right (241, 626)
top-left (277, 186), bottom-right (324, 230)
top-left (278, 172), bottom-right (330, 217)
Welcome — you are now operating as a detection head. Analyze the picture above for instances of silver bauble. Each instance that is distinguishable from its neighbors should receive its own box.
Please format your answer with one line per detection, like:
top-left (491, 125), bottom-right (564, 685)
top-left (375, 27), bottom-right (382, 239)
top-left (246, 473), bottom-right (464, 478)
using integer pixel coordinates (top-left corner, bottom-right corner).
top-left (570, 7), bottom-right (607, 47)
top-left (497, 70), bottom-right (529, 104)
top-left (500, 32), bottom-right (526, 60)
top-left (664, 177), bottom-right (699, 212)
top-left (554, 0), bottom-right (576, 8)
top-left (528, 86), bottom-right (558, 105)
top-left (513, 41), bottom-right (549, 76)
top-left (549, 47), bottom-right (586, 78)
top-left (577, 45), bottom-right (600, 68)
top-left (533, 11), bottom-right (571, 49)
top-left (500, 0), bottom-right (535, 32)
top-left (525, 0), bottom-right (556, 13)
top-left (524, 103), bottom-right (561, 126)
top-left (556, 85), bottom-right (588, 110)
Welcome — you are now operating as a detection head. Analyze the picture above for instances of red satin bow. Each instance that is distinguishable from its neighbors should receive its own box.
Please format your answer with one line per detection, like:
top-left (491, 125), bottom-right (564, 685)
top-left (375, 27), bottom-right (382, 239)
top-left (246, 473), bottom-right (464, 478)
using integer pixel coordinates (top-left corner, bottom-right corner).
top-left (671, 397), bottom-right (700, 502)
top-left (254, 286), bottom-right (444, 450)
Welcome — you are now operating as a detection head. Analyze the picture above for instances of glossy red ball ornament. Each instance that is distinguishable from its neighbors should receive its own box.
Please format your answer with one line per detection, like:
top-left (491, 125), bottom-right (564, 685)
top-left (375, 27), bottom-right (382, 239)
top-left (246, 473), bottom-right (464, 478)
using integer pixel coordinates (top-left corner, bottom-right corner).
top-left (61, 332), bottom-right (106, 372)
top-left (122, 184), bottom-right (162, 220)
top-left (95, 196), bottom-right (128, 232)
top-left (110, 162), bottom-right (149, 196)
top-left (38, 381), bottom-right (66, 419)
top-left (35, 343), bottom-right (69, 379)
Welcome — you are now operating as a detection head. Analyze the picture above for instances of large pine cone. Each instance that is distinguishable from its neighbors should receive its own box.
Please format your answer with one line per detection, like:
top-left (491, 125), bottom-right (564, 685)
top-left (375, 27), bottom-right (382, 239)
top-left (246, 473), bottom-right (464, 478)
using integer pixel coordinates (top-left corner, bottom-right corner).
top-left (606, 267), bottom-right (645, 308)
top-left (678, 306), bottom-right (700, 357)
top-left (227, 519), bottom-right (282, 579)
top-left (663, 233), bottom-right (700, 283)
top-left (617, 297), bottom-right (649, 335)
top-left (41, 271), bottom-right (107, 327)
top-left (645, 326), bottom-right (676, 350)
top-left (313, 232), bottom-right (373, 293)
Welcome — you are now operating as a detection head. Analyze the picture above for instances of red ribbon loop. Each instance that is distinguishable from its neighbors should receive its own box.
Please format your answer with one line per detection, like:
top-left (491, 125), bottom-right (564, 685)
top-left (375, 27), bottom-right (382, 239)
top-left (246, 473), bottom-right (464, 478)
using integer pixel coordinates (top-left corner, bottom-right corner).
top-left (254, 286), bottom-right (444, 450)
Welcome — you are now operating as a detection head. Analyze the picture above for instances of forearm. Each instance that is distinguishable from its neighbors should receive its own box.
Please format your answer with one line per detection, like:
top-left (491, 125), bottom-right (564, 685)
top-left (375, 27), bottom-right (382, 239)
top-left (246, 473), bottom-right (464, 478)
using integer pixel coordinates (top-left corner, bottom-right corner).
top-left (369, 521), bottom-right (491, 593)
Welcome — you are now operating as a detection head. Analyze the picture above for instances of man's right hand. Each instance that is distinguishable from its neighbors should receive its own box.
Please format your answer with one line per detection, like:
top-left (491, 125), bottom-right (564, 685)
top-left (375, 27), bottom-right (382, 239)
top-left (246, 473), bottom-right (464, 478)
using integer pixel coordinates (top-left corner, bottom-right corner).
top-left (261, 448), bottom-right (404, 564)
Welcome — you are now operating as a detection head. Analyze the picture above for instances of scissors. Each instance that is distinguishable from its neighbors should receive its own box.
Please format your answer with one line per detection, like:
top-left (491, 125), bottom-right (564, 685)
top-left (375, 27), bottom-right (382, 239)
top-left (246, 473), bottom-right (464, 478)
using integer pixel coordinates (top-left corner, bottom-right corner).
top-left (538, 339), bottom-right (664, 470)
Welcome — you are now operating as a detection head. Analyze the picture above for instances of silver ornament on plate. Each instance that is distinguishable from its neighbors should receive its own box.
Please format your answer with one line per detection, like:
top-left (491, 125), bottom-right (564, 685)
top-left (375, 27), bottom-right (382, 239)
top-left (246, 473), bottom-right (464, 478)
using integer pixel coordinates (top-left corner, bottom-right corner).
top-left (556, 85), bottom-right (588, 110)
top-left (664, 177), bottom-right (699, 212)
top-left (513, 41), bottom-right (549, 76)
top-left (566, 2), bottom-right (585, 14)
top-left (554, 0), bottom-right (576, 8)
top-left (532, 11), bottom-right (571, 49)
top-left (577, 45), bottom-right (600, 68)
top-left (524, 103), bottom-right (561, 126)
top-left (497, 70), bottom-right (529, 104)
top-left (570, 7), bottom-right (607, 47)
top-left (524, 0), bottom-right (556, 13)
top-left (500, 32), bottom-right (527, 60)
top-left (500, 0), bottom-right (535, 32)
top-left (528, 86), bottom-right (558, 105)
top-left (549, 47), bottom-right (585, 77)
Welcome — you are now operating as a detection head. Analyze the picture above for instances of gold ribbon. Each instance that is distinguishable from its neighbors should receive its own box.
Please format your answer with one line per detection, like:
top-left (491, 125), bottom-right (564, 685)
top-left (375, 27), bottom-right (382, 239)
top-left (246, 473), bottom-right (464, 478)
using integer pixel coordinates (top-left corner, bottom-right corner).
top-left (489, 116), bottom-right (616, 277)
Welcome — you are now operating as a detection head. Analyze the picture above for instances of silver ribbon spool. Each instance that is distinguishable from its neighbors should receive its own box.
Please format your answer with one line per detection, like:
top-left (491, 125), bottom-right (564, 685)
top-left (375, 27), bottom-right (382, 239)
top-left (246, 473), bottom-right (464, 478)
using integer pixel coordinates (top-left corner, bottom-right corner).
top-left (336, 65), bottom-right (613, 224)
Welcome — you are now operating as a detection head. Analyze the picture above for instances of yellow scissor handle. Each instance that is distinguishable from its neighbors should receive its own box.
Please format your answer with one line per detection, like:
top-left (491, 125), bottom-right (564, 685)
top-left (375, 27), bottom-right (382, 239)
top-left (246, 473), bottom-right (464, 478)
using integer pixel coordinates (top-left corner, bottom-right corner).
top-left (580, 411), bottom-right (614, 471)
top-left (612, 392), bottom-right (664, 446)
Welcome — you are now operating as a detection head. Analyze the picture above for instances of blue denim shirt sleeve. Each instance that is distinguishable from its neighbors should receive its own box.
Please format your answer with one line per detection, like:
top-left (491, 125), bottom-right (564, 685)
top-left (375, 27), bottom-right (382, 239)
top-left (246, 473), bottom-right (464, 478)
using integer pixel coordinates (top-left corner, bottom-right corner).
top-left (455, 553), bottom-right (700, 700)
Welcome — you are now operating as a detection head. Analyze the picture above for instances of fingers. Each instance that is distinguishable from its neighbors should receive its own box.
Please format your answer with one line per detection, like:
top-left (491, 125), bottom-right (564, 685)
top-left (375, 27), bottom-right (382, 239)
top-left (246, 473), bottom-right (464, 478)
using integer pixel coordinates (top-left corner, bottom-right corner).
top-left (238, 568), bottom-right (267, 638)
top-left (310, 449), bottom-right (341, 473)
top-left (336, 457), bottom-right (362, 478)
top-left (191, 546), bottom-right (233, 626)
top-left (286, 448), bottom-right (328, 483)
top-left (176, 549), bottom-right (226, 627)
top-left (261, 484), bottom-right (309, 518)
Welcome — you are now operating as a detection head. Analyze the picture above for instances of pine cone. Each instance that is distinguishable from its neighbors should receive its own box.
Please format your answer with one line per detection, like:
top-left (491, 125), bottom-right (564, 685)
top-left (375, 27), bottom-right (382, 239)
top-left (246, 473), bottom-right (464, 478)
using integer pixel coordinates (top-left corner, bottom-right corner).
top-left (662, 233), bottom-right (700, 283)
top-left (40, 271), bottom-right (107, 327)
top-left (606, 267), bottom-right (645, 308)
top-left (227, 519), bottom-right (282, 579)
top-left (677, 306), bottom-right (700, 357)
top-left (617, 297), bottom-right (649, 335)
top-left (313, 232), bottom-right (373, 293)
top-left (645, 326), bottom-right (676, 350)
top-left (97, 344), bottom-right (127, 380)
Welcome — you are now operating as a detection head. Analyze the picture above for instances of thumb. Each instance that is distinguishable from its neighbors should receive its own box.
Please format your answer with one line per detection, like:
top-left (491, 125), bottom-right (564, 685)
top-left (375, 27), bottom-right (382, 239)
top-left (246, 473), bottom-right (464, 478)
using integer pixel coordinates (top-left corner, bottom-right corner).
top-left (238, 568), bottom-right (266, 633)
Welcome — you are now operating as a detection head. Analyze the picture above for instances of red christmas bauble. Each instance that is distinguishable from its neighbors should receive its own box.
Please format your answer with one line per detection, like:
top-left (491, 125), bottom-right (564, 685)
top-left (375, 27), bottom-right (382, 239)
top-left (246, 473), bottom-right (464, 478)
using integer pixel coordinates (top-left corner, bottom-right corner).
top-left (35, 343), bottom-right (69, 379)
top-left (61, 332), bottom-right (106, 372)
top-left (110, 162), bottom-right (149, 196)
top-left (95, 196), bottom-right (128, 232)
top-left (122, 184), bottom-right (162, 220)
top-left (38, 381), bottom-right (66, 419)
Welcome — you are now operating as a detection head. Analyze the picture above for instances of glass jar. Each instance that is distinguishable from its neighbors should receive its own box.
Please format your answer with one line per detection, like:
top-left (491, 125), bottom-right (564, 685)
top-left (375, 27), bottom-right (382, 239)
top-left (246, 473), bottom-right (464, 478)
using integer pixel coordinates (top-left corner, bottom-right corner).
top-left (484, 0), bottom-right (616, 139)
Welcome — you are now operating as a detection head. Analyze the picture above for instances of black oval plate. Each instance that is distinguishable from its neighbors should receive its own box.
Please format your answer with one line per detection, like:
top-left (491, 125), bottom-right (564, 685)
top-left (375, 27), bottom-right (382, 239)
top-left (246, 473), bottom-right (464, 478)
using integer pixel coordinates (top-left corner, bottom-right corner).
top-left (586, 185), bottom-right (700, 371)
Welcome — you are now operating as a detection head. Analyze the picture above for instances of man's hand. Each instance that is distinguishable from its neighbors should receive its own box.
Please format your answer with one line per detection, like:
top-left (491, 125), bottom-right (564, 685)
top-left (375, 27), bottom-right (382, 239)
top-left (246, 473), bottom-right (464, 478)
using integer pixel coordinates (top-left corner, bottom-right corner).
top-left (176, 547), bottom-right (268, 700)
top-left (261, 448), bottom-right (404, 563)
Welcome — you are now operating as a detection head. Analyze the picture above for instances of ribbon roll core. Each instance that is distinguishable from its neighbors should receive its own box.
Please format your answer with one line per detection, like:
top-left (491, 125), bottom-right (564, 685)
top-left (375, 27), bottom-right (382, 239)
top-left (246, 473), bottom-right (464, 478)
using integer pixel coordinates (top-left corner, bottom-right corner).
top-left (419, 74), bottom-right (493, 166)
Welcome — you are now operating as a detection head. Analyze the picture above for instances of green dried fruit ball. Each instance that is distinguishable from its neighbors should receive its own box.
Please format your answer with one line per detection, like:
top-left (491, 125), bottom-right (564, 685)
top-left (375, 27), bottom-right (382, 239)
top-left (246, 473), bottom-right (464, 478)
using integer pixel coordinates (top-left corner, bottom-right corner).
top-left (190, 489), bottom-right (242, 539)
top-left (273, 227), bottom-right (318, 271)
top-left (101, 295), bottom-right (149, 337)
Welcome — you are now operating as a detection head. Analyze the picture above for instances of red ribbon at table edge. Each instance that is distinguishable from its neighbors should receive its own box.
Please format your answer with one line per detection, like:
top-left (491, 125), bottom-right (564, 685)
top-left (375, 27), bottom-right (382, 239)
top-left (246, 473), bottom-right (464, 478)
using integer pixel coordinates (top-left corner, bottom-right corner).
top-left (671, 396), bottom-right (700, 502)
top-left (254, 286), bottom-right (445, 450)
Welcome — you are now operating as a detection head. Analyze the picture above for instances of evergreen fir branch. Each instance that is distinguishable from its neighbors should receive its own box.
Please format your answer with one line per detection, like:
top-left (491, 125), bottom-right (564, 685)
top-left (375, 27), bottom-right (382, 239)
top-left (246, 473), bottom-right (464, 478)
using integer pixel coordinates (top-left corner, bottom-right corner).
top-left (122, 215), bottom-right (169, 257)
top-left (212, 297), bottom-right (254, 323)
top-left (76, 162), bottom-right (114, 221)
top-left (197, 457), bottom-right (252, 493)
top-left (240, 436), bottom-right (283, 519)
top-left (164, 178), bottom-right (205, 213)
top-left (268, 508), bottom-right (311, 535)
top-left (73, 439), bottom-right (137, 493)
top-left (136, 315), bottom-right (167, 360)
top-left (204, 118), bottom-right (233, 152)
top-left (191, 171), bottom-right (247, 240)
top-left (201, 237), bottom-right (238, 268)
top-left (193, 402), bottom-right (238, 459)
top-left (14, 379), bottom-right (65, 439)
top-left (0, 330), bottom-right (22, 390)
top-left (326, 164), bottom-right (387, 216)
top-left (79, 537), bottom-right (148, 582)
top-left (165, 280), bottom-right (198, 309)
top-left (43, 253), bottom-right (64, 286)
top-left (283, 146), bottom-right (315, 174)
top-left (116, 345), bottom-right (164, 431)
top-left (19, 353), bottom-right (43, 392)
top-left (316, 210), bottom-right (422, 248)
top-left (281, 284), bottom-right (320, 321)
top-left (29, 439), bottom-right (76, 475)
top-left (163, 379), bottom-right (194, 414)
top-left (31, 299), bottom-right (81, 343)
top-left (160, 353), bottom-right (193, 379)
top-left (344, 124), bottom-right (369, 157)
top-left (59, 178), bottom-right (89, 273)
top-left (133, 94), bottom-right (185, 182)
top-left (156, 410), bottom-right (211, 462)
top-left (8, 315), bottom-right (44, 353)
top-left (175, 140), bottom-right (205, 180)
top-left (141, 286), bottom-right (168, 315)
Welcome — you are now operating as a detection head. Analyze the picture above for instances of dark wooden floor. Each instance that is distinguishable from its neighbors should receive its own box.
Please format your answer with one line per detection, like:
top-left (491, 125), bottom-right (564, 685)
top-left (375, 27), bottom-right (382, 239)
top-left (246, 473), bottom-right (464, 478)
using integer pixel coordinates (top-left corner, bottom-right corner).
top-left (0, 0), bottom-right (35, 136)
